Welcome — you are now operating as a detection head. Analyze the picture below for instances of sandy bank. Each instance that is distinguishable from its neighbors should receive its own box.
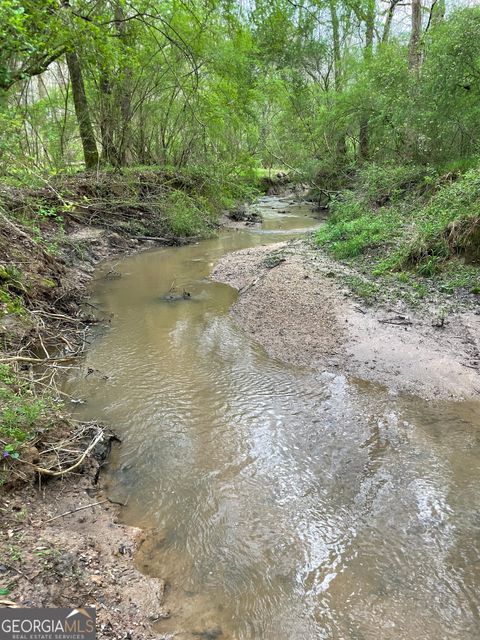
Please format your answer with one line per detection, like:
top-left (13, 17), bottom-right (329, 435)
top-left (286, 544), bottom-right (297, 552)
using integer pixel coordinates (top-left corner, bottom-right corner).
top-left (212, 240), bottom-right (480, 400)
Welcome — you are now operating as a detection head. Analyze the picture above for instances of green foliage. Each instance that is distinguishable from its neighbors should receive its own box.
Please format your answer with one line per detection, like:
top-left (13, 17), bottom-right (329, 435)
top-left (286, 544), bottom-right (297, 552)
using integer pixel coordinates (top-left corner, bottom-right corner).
top-left (0, 0), bottom-right (63, 90)
top-left (0, 0), bottom-right (477, 188)
top-left (0, 364), bottom-right (48, 455)
top-left (0, 288), bottom-right (25, 316)
top-left (0, 0), bottom-right (478, 302)
top-left (404, 169), bottom-right (480, 264)
top-left (0, 264), bottom-right (23, 287)
top-left (342, 275), bottom-right (380, 305)
top-left (316, 212), bottom-right (390, 259)
top-left (357, 163), bottom-right (434, 206)
top-left (316, 162), bottom-right (480, 298)
top-left (163, 190), bottom-right (212, 237)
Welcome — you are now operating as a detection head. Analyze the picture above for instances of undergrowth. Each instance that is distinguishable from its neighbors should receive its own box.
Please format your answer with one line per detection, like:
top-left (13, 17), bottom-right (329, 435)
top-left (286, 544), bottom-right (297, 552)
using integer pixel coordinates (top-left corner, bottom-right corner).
top-left (0, 364), bottom-right (56, 484)
top-left (316, 162), bottom-right (480, 300)
top-left (1, 165), bottom-right (260, 241)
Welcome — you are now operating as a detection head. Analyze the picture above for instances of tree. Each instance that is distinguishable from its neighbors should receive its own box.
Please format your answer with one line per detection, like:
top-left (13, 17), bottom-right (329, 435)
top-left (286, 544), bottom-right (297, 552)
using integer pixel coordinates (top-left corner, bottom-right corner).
top-left (65, 47), bottom-right (99, 169)
top-left (409, 0), bottom-right (422, 71)
top-left (0, 0), bottom-right (65, 91)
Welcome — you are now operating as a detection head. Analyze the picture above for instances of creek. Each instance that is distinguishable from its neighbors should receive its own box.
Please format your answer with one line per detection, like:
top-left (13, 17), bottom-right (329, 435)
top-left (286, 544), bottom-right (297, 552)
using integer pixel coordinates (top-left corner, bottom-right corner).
top-left (68, 196), bottom-right (480, 640)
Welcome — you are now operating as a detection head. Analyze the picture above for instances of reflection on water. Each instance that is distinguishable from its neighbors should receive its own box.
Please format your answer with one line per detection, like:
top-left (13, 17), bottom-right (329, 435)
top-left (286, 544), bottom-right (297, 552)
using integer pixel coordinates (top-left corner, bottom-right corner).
top-left (67, 197), bottom-right (480, 639)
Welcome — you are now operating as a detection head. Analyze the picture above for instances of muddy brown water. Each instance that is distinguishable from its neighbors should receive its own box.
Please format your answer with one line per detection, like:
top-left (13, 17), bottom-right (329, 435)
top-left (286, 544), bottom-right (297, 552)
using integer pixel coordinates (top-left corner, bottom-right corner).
top-left (68, 197), bottom-right (480, 640)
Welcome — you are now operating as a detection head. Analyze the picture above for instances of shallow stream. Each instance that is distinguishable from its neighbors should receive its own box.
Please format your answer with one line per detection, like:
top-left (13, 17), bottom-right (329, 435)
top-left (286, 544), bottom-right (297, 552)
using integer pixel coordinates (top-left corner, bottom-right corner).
top-left (68, 197), bottom-right (480, 640)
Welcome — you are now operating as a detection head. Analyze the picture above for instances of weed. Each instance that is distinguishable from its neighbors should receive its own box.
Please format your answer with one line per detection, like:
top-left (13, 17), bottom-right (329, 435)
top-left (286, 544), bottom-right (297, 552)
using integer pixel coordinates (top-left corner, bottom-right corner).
top-left (37, 206), bottom-right (62, 222)
top-left (164, 189), bottom-right (213, 237)
top-left (8, 545), bottom-right (22, 562)
top-left (342, 275), bottom-right (380, 304)
top-left (316, 208), bottom-right (400, 259)
top-left (0, 364), bottom-right (53, 459)
top-left (263, 251), bottom-right (286, 268)
top-left (0, 288), bottom-right (25, 316)
top-left (417, 256), bottom-right (441, 277)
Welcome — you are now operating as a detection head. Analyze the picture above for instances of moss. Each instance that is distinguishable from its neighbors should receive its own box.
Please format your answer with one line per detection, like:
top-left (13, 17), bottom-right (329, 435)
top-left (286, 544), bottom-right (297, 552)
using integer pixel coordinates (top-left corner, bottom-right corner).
top-left (0, 288), bottom-right (25, 316)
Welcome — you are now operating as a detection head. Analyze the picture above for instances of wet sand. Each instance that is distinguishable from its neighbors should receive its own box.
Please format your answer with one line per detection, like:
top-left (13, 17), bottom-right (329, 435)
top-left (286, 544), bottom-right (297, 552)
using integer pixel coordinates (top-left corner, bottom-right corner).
top-left (212, 239), bottom-right (480, 400)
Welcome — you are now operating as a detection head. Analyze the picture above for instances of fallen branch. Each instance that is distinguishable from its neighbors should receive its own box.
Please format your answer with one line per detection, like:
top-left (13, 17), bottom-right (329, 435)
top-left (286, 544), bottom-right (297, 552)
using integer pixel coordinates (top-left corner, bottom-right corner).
top-left (0, 210), bottom-right (37, 246)
top-left (378, 316), bottom-right (413, 326)
top-left (133, 235), bottom-right (170, 242)
top-left (0, 355), bottom-right (81, 364)
top-left (18, 429), bottom-right (104, 477)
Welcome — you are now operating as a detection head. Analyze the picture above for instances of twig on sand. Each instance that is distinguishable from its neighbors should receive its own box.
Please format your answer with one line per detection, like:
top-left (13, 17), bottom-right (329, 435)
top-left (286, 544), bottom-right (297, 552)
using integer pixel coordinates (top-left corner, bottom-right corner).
top-left (42, 499), bottom-right (109, 524)
top-left (240, 275), bottom-right (262, 295)
top-left (378, 316), bottom-right (413, 326)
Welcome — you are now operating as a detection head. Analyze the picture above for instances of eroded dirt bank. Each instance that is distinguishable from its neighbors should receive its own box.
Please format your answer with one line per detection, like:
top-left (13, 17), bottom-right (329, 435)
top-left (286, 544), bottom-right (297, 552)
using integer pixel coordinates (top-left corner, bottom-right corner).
top-left (0, 457), bottom-right (167, 639)
top-left (212, 239), bottom-right (480, 400)
top-left (0, 227), bottom-right (168, 638)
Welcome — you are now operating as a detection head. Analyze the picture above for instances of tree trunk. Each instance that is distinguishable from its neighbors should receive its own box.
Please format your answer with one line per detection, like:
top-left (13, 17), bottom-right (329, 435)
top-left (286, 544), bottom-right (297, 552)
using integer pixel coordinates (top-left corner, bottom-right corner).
top-left (328, 0), bottom-right (347, 159)
top-left (359, 0), bottom-right (375, 161)
top-left (409, 0), bottom-right (423, 71)
top-left (99, 72), bottom-right (116, 165)
top-left (114, 2), bottom-right (133, 166)
top-left (382, 0), bottom-right (400, 44)
top-left (66, 50), bottom-right (99, 170)
top-left (329, 0), bottom-right (342, 93)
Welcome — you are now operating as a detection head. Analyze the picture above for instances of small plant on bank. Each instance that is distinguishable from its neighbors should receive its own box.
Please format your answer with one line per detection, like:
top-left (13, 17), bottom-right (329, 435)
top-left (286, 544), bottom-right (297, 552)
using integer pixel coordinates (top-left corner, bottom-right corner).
top-left (263, 250), bottom-right (286, 268)
top-left (0, 289), bottom-right (25, 316)
top-left (0, 364), bottom-right (55, 482)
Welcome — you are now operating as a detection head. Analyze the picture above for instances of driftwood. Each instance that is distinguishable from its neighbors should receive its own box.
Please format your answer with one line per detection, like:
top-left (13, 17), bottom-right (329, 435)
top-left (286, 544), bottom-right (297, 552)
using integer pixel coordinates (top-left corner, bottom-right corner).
top-left (134, 235), bottom-right (170, 242)
top-left (0, 355), bottom-right (81, 364)
top-left (18, 427), bottom-right (104, 477)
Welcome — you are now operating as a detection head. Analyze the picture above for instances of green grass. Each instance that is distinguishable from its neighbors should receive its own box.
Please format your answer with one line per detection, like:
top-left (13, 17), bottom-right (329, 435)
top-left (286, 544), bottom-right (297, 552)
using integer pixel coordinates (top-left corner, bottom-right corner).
top-left (315, 163), bottom-right (480, 302)
top-left (163, 189), bottom-right (214, 237)
top-left (0, 288), bottom-right (25, 316)
top-left (342, 275), bottom-right (380, 304)
top-left (316, 206), bottom-right (400, 259)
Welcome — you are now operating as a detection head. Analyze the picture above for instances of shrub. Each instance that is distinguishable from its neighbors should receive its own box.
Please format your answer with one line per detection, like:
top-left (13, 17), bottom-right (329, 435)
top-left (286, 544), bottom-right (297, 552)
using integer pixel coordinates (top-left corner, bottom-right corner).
top-left (357, 163), bottom-right (434, 207)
